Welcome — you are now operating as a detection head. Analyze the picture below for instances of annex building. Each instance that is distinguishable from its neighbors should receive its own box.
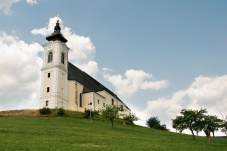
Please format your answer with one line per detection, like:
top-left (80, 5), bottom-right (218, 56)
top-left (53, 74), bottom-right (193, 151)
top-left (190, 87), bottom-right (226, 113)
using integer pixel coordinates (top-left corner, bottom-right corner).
top-left (39, 19), bottom-right (131, 116)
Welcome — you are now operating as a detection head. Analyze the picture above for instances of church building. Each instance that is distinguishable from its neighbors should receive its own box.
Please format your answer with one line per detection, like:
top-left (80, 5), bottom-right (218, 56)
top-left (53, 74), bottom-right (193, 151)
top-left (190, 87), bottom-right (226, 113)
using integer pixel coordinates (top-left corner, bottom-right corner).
top-left (39, 19), bottom-right (131, 116)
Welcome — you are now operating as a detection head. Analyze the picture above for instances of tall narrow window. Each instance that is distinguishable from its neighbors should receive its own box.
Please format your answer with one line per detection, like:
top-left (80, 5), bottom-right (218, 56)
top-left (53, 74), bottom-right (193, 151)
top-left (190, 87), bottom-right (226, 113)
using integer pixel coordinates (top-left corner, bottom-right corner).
top-left (46, 100), bottom-right (48, 107)
top-left (112, 99), bottom-right (114, 105)
top-left (47, 87), bottom-right (50, 92)
top-left (61, 53), bottom-right (65, 64)
top-left (79, 93), bottom-right (82, 108)
top-left (48, 52), bottom-right (53, 63)
top-left (103, 103), bottom-right (105, 107)
top-left (48, 73), bottom-right (50, 78)
top-left (98, 100), bottom-right (99, 104)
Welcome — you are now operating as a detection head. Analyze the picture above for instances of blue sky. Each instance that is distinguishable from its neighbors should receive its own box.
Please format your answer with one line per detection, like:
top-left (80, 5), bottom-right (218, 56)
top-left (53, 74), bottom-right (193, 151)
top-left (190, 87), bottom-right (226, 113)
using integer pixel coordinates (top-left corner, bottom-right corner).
top-left (0, 0), bottom-right (227, 135)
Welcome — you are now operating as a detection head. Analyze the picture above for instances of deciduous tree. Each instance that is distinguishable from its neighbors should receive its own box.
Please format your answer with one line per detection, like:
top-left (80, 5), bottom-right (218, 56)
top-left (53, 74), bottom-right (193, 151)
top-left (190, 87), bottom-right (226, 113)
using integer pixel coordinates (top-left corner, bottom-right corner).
top-left (220, 114), bottom-right (227, 136)
top-left (123, 113), bottom-right (139, 125)
top-left (100, 105), bottom-right (123, 128)
top-left (204, 115), bottom-right (223, 137)
top-left (172, 108), bottom-right (223, 140)
top-left (172, 109), bottom-right (207, 140)
top-left (146, 116), bottom-right (169, 131)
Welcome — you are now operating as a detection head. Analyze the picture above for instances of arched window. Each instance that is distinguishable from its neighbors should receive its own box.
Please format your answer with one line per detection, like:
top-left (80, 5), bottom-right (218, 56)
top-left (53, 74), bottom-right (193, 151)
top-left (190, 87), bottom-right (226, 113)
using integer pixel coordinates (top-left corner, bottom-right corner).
top-left (61, 53), bottom-right (65, 64)
top-left (48, 52), bottom-right (53, 63)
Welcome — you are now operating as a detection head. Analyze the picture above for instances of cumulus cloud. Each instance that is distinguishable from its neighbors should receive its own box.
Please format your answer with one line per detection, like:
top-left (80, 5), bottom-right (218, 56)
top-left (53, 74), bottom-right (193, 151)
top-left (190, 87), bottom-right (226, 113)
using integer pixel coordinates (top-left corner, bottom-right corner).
top-left (31, 17), bottom-right (99, 77)
top-left (26, 0), bottom-right (37, 5)
top-left (138, 75), bottom-right (227, 135)
top-left (0, 32), bottom-right (43, 110)
top-left (0, 16), bottom-right (98, 110)
top-left (0, 0), bottom-right (38, 15)
top-left (102, 68), bottom-right (168, 98)
top-left (0, 0), bottom-right (21, 15)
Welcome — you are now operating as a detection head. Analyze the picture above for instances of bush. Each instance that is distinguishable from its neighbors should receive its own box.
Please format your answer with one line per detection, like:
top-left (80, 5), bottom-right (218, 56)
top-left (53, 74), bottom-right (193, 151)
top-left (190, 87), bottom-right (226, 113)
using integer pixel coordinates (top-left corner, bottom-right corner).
top-left (147, 116), bottom-right (169, 131)
top-left (57, 108), bottom-right (65, 116)
top-left (84, 109), bottom-right (99, 119)
top-left (39, 107), bottom-right (52, 115)
top-left (123, 114), bottom-right (139, 125)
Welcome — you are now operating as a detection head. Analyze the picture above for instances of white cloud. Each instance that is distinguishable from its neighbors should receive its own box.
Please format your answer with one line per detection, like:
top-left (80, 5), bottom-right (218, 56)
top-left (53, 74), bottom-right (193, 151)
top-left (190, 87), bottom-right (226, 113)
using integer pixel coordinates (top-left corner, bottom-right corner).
top-left (138, 75), bottom-right (227, 136)
top-left (31, 17), bottom-right (99, 77)
top-left (102, 68), bottom-right (168, 98)
top-left (0, 0), bottom-right (21, 15)
top-left (0, 16), bottom-right (98, 110)
top-left (0, 32), bottom-right (43, 110)
top-left (80, 61), bottom-right (99, 77)
top-left (0, 0), bottom-right (37, 15)
top-left (187, 75), bottom-right (227, 115)
top-left (26, 0), bottom-right (37, 5)
top-left (31, 17), bottom-right (56, 36)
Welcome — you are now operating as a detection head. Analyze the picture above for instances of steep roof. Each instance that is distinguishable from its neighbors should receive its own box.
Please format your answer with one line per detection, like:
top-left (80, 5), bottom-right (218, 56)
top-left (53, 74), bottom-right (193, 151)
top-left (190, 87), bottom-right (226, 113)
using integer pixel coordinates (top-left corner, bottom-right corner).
top-left (68, 62), bottom-right (130, 109)
top-left (68, 62), bottom-right (102, 92)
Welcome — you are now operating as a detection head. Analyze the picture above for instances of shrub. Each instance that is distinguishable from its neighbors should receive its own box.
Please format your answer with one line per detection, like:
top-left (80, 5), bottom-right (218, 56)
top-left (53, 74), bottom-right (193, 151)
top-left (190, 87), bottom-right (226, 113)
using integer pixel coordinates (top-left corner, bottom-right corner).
top-left (84, 109), bottom-right (99, 119)
top-left (147, 116), bottom-right (169, 131)
top-left (123, 114), bottom-right (139, 125)
top-left (57, 108), bottom-right (65, 116)
top-left (39, 107), bottom-right (52, 115)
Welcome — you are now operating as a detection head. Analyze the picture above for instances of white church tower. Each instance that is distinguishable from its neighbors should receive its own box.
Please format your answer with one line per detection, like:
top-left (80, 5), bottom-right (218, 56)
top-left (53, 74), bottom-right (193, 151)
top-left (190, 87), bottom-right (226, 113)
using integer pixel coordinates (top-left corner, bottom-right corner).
top-left (40, 19), bottom-right (70, 109)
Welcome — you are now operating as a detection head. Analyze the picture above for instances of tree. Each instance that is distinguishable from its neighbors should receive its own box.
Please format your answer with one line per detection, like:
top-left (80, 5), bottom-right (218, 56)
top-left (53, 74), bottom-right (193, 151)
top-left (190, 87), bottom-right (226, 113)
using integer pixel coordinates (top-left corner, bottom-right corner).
top-left (172, 108), bottom-right (207, 140)
top-left (222, 121), bottom-right (227, 136)
top-left (220, 114), bottom-right (227, 136)
top-left (146, 116), bottom-right (169, 131)
top-left (123, 113), bottom-right (139, 125)
top-left (147, 117), bottom-right (160, 129)
top-left (172, 108), bottom-right (224, 140)
top-left (172, 116), bottom-right (185, 133)
top-left (204, 115), bottom-right (223, 137)
top-left (100, 105), bottom-right (123, 128)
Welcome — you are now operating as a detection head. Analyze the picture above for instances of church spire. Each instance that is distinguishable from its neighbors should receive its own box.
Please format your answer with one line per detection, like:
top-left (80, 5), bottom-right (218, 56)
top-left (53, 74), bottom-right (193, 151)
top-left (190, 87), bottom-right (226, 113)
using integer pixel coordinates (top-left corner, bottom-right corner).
top-left (54, 14), bottom-right (61, 32)
top-left (54, 20), bottom-right (61, 32)
top-left (46, 17), bottom-right (67, 43)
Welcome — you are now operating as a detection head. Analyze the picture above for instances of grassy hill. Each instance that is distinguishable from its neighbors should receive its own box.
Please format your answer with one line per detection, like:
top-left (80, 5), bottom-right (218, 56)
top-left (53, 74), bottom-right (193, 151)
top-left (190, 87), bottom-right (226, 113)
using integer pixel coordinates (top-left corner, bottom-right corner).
top-left (0, 110), bottom-right (226, 151)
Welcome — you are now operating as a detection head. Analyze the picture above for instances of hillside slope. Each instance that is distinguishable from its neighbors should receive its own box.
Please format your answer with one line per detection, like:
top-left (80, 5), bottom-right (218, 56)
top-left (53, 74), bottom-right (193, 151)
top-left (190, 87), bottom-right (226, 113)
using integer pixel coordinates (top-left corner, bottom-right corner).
top-left (0, 115), bottom-right (226, 150)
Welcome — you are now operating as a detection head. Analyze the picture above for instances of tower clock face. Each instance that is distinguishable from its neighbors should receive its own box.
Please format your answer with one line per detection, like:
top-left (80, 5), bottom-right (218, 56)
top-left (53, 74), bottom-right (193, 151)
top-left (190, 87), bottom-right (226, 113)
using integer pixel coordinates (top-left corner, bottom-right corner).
top-left (49, 43), bottom-right (54, 49)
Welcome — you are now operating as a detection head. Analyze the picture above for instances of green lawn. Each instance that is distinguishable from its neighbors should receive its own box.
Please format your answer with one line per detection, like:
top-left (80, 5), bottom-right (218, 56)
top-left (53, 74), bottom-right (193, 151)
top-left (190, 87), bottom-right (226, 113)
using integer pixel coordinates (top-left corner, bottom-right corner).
top-left (0, 116), bottom-right (226, 151)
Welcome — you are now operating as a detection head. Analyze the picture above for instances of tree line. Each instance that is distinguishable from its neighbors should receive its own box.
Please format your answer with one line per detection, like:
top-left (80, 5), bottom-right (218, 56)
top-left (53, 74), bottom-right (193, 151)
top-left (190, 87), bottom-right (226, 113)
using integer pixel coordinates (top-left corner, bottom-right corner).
top-left (171, 108), bottom-right (226, 140)
top-left (100, 106), bottom-right (227, 139)
top-left (40, 105), bottom-right (227, 140)
top-left (145, 108), bottom-right (227, 140)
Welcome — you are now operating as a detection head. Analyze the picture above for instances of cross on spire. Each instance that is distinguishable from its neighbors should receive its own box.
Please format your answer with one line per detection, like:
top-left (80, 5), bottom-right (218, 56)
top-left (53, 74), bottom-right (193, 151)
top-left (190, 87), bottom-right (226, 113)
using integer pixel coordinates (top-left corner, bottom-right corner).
top-left (56, 13), bottom-right (60, 21)
top-left (54, 14), bottom-right (61, 32)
